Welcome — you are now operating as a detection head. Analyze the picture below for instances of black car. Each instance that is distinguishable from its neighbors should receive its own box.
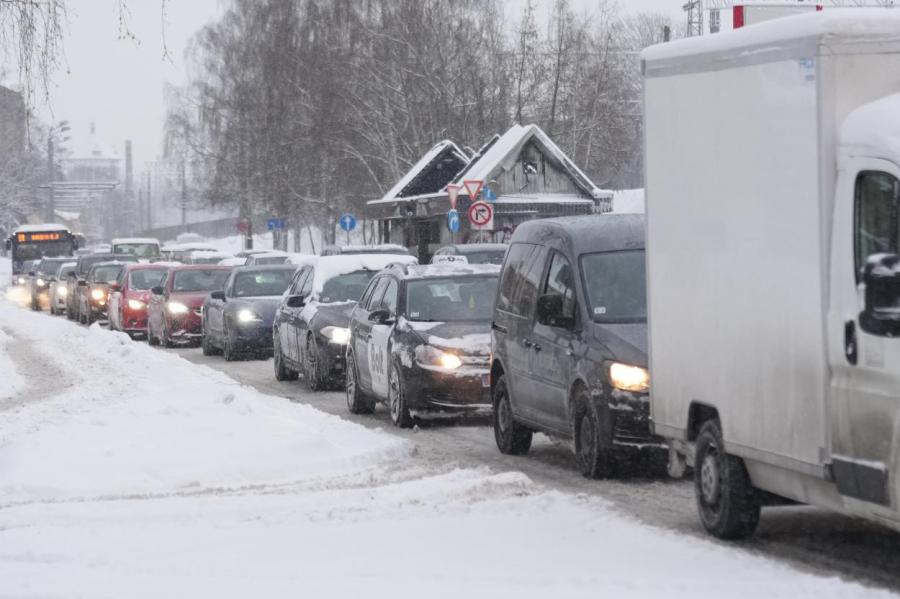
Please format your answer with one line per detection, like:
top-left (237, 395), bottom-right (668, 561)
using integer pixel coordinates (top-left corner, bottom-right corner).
top-left (202, 265), bottom-right (297, 360)
top-left (273, 254), bottom-right (416, 390)
top-left (344, 262), bottom-right (500, 427)
top-left (431, 243), bottom-right (507, 265)
top-left (490, 214), bottom-right (664, 478)
top-left (27, 257), bottom-right (71, 311)
top-left (76, 261), bottom-right (130, 324)
top-left (66, 253), bottom-right (137, 321)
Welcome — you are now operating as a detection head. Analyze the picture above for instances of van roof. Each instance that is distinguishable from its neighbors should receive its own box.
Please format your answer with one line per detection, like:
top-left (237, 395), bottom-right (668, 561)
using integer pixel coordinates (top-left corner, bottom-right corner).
top-left (511, 214), bottom-right (644, 256)
top-left (841, 91), bottom-right (900, 162)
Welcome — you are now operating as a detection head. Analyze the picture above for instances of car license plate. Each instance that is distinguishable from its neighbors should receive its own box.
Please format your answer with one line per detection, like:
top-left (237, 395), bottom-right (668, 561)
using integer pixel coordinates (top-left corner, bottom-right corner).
top-left (481, 374), bottom-right (490, 388)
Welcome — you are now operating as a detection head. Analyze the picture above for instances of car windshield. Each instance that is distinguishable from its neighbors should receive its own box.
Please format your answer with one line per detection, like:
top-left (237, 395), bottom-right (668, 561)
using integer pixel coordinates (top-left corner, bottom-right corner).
top-left (173, 269), bottom-right (231, 293)
top-left (232, 270), bottom-right (293, 297)
top-left (459, 250), bottom-right (506, 265)
top-left (114, 243), bottom-right (159, 259)
top-left (320, 270), bottom-right (377, 303)
top-left (580, 250), bottom-right (647, 323)
top-left (406, 275), bottom-right (498, 321)
top-left (129, 269), bottom-right (168, 290)
top-left (58, 266), bottom-right (76, 278)
top-left (90, 265), bottom-right (124, 283)
top-left (255, 256), bottom-right (288, 265)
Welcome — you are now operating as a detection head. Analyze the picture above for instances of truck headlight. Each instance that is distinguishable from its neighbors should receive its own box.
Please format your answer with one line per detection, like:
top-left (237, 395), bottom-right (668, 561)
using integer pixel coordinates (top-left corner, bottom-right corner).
top-left (321, 326), bottom-right (350, 344)
top-left (237, 308), bottom-right (262, 323)
top-left (128, 299), bottom-right (146, 310)
top-left (167, 301), bottom-right (189, 315)
top-left (415, 345), bottom-right (462, 369)
top-left (91, 288), bottom-right (106, 301)
top-left (608, 362), bottom-right (650, 393)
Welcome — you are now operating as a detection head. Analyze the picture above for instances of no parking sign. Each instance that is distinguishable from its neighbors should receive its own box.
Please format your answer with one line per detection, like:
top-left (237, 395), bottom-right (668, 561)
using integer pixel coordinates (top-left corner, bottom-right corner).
top-left (467, 201), bottom-right (493, 231)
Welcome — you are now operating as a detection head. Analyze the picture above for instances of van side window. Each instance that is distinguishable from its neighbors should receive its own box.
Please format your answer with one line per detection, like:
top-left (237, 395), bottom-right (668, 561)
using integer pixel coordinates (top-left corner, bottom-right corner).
top-left (496, 243), bottom-right (531, 314)
top-left (543, 251), bottom-right (576, 320)
top-left (497, 243), bottom-right (545, 316)
top-left (513, 245), bottom-right (548, 317)
top-left (855, 171), bottom-right (900, 279)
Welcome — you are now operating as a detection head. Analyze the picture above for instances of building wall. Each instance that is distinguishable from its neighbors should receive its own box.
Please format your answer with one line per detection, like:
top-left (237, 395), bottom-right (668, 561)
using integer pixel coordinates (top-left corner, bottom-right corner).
top-left (492, 142), bottom-right (583, 197)
top-left (0, 86), bottom-right (26, 155)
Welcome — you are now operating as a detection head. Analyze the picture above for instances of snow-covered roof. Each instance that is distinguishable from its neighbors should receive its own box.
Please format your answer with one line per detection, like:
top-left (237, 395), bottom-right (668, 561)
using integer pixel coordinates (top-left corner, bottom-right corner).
top-left (495, 193), bottom-right (593, 205)
top-left (369, 140), bottom-right (470, 205)
top-left (643, 9), bottom-right (900, 66)
top-left (111, 238), bottom-right (160, 245)
top-left (404, 263), bottom-right (501, 279)
top-left (338, 244), bottom-right (409, 253)
top-left (13, 223), bottom-right (69, 233)
top-left (218, 257), bottom-right (248, 266)
top-left (841, 92), bottom-right (900, 162)
top-left (161, 243), bottom-right (218, 252)
top-left (452, 124), bottom-right (601, 199)
top-left (312, 254), bottom-right (417, 296)
top-left (286, 253), bottom-right (317, 267)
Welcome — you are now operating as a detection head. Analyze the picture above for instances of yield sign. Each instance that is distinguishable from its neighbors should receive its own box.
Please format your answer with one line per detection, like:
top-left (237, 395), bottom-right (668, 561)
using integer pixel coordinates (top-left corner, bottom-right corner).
top-left (446, 184), bottom-right (460, 210)
top-left (463, 179), bottom-right (483, 201)
top-left (467, 200), bottom-right (494, 230)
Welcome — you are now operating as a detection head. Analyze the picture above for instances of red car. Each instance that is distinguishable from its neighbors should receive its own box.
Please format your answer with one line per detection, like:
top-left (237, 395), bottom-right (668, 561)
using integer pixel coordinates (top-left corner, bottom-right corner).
top-left (108, 263), bottom-right (171, 338)
top-left (147, 264), bottom-right (233, 347)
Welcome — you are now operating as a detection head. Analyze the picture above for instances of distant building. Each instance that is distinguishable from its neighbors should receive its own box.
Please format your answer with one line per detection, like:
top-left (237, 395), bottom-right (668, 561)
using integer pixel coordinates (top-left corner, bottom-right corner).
top-left (0, 85), bottom-right (26, 154)
top-left (367, 124), bottom-right (611, 262)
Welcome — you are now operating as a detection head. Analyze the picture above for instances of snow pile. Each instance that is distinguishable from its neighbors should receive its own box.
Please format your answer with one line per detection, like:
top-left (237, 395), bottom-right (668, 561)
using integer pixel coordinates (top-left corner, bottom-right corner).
top-left (0, 327), bottom-right (25, 400)
top-left (0, 304), bottom-right (407, 503)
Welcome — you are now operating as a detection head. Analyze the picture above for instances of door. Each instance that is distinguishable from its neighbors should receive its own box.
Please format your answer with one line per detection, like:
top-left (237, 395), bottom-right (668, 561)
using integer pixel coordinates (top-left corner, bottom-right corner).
top-left (829, 161), bottom-right (900, 508)
top-left (280, 268), bottom-right (307, 364)
top-left (109, 269), bottom-right (124, 329)
top-left (529, 250), bottom-right (577, 433)
top-left (206, 274), bottom-right (230, 342)
top-left (367, 278), bottom-right (398, 400)
top-left (355, 277), bottom-right (390, 393)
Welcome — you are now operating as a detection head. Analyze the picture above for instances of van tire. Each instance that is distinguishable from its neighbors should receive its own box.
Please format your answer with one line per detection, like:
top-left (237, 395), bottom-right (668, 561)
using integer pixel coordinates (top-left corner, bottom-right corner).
top-left (694, 419), bottom-right (761, 540)
top-left (573, 391), bottom-right (615, 479)
top-left (493, 375), bottom-right (532, 455)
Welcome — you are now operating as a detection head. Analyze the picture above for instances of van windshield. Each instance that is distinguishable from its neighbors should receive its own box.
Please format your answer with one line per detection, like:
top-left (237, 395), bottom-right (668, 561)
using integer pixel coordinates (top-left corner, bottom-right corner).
top-left (580, 250), bottom-right (646, 323)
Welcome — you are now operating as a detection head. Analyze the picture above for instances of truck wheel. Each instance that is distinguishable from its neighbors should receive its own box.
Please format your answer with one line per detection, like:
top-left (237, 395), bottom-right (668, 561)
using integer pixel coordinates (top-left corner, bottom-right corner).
top-left (388, 363), bottom-right (412, 428)
top-left (493, 375), bottom-right (532, 455)
top-left (345, 351), bottom-right (374, 414)
top-left (572, 391), bottom-right (615, 479)
top-left (694, 419), bottom-right (761, 540)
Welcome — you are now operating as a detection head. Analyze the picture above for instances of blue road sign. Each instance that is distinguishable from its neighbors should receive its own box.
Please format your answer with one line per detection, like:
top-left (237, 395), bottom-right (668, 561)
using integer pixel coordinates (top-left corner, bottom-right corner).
top-left (267, 218), bottom-right (286, 231)
top-left (339, 214), bottom-right (357, 232)
top-left (483, 187), bottom-right (497, 202)
top-left (447, 209), bottom-right (460, 233)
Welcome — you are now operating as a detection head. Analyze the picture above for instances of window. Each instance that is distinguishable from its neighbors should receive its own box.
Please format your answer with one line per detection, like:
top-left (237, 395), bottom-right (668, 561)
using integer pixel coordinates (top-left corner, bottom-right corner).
top-left (407, 276), bottom-right (498, 321)
top-left (855, 171), bottom-right (900, 278)
top-left (291, 268), bottom-right (310, 295)
top-left (512, 245), bottom-right (548, 317)
top-left (580, 250), bottom-right (647, 323)
top-left (231, 270), bottom-right (294, 297)
top-left (175, 269), bottom-right (233, 293)
top-left (496, 243), bottom-right (533, 315)
top-left (358, 277), bottom-right (379, 310)
top-left (129, 269), bottom-right (167, 291)
top-left (542, 252), bottom-right (576, 321)
top-left (381, 279), bottom-right (399, 314)
top-left (367, 277), bottom-right (391, 310)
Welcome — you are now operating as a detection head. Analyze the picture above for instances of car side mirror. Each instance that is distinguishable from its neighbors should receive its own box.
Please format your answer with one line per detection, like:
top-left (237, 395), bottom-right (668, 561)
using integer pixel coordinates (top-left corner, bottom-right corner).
top-left (860, 254), bottom-right (900, 337)
top-left (77, 280), bottom-right (87, 287)
top-left (67, 271), bottom-right (76, 278)
top-left (151, 286), bottom-right (164, 296)
top-left (286, 294), bottom-right (305, 308)
top-left (537, 293), bottom-right (574, 329)
top-left (368, 308), bottom-right (394, 326)
top-left (109, 283), bottom-right (122, 292)
top-left (209, 290), bottom-right (226, 301)
top-left (28, 271), bottom-right (35, 276)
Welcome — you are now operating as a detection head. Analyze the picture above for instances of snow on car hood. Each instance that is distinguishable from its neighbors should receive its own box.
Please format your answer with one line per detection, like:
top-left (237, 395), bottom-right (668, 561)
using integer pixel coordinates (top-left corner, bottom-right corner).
top-left (409, 320), bottom-right (492, 355)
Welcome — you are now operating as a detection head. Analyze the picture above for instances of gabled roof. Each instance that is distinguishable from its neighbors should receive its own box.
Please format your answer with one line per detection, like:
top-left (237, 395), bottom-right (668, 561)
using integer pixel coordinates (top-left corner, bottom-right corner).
top-left (369, 140), bottom-right (470, 205)
top-left (452, 124), bottom-right (601, 199)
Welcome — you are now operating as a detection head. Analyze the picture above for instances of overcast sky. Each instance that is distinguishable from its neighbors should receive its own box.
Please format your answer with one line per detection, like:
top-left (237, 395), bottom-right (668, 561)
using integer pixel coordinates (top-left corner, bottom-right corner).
top-left (43, 0), bottom-right (682, 172)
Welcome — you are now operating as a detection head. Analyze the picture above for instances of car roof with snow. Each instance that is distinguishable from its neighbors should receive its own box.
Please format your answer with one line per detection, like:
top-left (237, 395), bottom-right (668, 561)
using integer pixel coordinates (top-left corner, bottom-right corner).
top-left (121, 261), bottom-right (177, 271)
top-left (165, 263), bottom-right (235, 272)
top-left (447, 243), bottom-right (507, 254)
top-left (322, 244), bottom-right (410, 256)
top-left (391, 262), bottom-right (501, 280)
top-left (512, 213), bottom-right (644, 256)
top-left (310, 254), bottom-right (416, 296)
top-left (111, 237), bottom-right (160, 245)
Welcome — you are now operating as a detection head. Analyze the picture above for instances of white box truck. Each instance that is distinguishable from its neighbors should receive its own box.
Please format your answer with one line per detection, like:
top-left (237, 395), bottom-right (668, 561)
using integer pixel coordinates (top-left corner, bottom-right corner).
top-left (643, 10), bottom-right (900, 539)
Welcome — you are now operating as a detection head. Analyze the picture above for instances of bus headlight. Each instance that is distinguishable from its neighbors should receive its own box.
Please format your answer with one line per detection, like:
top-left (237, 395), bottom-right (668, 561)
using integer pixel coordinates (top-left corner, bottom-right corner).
top-left (167, 301), bottom-right (188, 315)
top-left (608, 362), bottom-right (650, 393)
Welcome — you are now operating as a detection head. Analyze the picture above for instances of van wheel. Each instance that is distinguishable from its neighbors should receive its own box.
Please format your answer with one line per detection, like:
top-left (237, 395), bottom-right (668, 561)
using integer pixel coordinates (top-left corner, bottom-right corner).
top-left (573, 391), bottom-right (615, 479)
top-left (694, 419), bottom-right (761, 540)
top-left (346, 352), bottom-right (374, 414)
top-left (493, 375), bottom-right (532, 455)
top-left (388, 363), bottom-right (412, 428)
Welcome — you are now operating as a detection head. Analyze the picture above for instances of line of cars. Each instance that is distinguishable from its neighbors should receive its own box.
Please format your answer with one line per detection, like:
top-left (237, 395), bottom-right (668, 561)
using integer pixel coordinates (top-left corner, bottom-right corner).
top-left (21, 223), bottom-right (660, 488)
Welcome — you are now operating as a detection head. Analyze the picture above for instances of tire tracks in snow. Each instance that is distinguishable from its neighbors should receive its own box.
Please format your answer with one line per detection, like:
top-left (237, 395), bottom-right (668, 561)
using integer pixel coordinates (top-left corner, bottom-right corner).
top-left (0, 324), bottom-right (78, 412)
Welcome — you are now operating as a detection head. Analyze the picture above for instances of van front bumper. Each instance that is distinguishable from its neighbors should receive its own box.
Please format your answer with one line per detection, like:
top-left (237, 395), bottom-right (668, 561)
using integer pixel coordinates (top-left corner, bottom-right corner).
top-left (605, 388), bottom-right (667, 449)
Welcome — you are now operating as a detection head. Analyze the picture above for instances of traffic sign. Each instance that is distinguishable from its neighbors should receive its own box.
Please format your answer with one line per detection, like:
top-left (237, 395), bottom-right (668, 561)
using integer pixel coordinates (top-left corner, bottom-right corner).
top-left (266, 218), bottom-right (286, 231)
top-left (463, 179), bottom-right (483, 201)
top-left (447, 184), bottom-right (460, 210)
top-left (339, 214), bottom-right (357, 232)
top-left (467, 200), bottom-right (493, 230)
top-left (483, 187), bottom-right (497, 202)
top-left (237, 218), bottom-right (250, 234)
top-left (447, 209), bottom-right (460, 233)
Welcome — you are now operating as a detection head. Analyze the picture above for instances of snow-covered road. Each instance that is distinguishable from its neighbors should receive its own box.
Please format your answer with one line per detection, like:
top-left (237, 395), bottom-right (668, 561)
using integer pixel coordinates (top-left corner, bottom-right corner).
top-left (0, 286), bottom-right (896, 597)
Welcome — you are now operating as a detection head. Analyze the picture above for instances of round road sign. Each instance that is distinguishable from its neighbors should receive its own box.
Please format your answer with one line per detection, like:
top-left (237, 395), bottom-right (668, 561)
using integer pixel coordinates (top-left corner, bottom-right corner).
top-left (467, 201), bottom-right (493, 229)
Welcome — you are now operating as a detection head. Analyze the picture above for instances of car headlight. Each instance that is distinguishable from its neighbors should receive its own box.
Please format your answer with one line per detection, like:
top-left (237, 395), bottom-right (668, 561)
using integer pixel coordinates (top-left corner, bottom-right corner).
top-left (36, 278), bottom-right (46, 287)
top-left (128, 299), bottom-right (146, 310)
top-left (321, 326), bottom-right (350, 344)
top-left (91, 288), bottom-right (106, 301)
top-left (16, 277), bottom-right (25, 285)
top-left (415, 345), bottom-right (462, 369)
top-left (237, 308), bottom-right (262, 323)
top-left (167, 301), bottom-right (189, 315)
top-left (608, 362), bottom-right (650, 393)
top-left (57, 286), bottom-right (67, 297)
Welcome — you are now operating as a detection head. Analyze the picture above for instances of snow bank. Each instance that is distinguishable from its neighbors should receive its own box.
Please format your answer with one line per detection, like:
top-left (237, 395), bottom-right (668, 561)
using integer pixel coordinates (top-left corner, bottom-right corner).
top-left (0, 303), bottom-right (407, 503)
top-left (0, 326), bottom-right (25, 400)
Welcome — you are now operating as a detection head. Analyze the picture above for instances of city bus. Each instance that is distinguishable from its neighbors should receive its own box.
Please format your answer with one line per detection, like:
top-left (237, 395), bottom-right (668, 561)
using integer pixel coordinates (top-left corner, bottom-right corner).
top-left (5, 224), bottom-right (79, 285)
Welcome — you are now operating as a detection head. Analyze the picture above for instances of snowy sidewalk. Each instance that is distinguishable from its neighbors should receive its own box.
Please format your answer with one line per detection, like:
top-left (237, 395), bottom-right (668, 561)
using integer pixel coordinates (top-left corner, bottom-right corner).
top-left (0, 297), bottom-right (894, 598)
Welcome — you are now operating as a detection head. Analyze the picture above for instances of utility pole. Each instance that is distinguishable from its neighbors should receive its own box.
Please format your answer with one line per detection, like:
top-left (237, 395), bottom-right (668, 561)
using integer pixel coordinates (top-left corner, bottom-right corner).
top-left (180, 160), bottom-right (187, 226)
top-left (46, 137), bottom-right (54, 222)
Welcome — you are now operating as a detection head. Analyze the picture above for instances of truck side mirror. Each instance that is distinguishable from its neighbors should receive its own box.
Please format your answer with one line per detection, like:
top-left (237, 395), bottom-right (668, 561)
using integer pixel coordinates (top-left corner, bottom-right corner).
top-left (286, 294), bottom-right (305, 308)
top-left (860, 254), bottom-right (900, 337)
top-left (537, 294), bottom-right (574, 329)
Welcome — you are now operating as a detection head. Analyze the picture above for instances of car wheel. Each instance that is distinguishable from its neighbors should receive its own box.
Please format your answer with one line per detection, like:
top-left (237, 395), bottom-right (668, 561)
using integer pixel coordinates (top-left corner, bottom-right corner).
top-left (304, 335), bottom-right (326, 391)
top-left (273, 334), bottom-right (298, 381)
top-left (388, 363), bottom-right (413, 428)
top-left (223, 322), bottom-right (238, 362)
top-left (572, 390), bottom-right (615, 479)
top-left (492, 375), bottom-right (532, 455)
top-left (201, 323), bottom-right (217, 356)
top-left (346, 351), bottom-right (375, 414)
top-left (695, 419), bottom-right (761, 540)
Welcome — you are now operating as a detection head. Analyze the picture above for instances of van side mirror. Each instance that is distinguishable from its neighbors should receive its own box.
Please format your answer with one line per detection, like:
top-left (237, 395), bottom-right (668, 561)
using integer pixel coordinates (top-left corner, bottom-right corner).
top-left (368, 308), bottom-right (394, 326)
top-left (537, 294), bottom-right (574, 329)
top-left (860, 254), bottom-right (900, 337)
top-left (286, 294), bottom-right (305, 308)
top-left (151, 286), bottom-right (164, 296)
top-left (209, 290), bottom-right (226, 301)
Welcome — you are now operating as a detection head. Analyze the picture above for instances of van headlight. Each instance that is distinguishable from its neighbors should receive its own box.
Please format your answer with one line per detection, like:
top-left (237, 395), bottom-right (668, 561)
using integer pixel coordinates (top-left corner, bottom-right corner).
top-left (608, 362), bottom-right (650, 393)
top-left (321, 326), bottom-right (350, 344)
top-left (237, 308), bottom-right (262, 323)
top-left (415, 345), bottom-right (462, 369)
top-left (167, 301), bottom-right (189, 315)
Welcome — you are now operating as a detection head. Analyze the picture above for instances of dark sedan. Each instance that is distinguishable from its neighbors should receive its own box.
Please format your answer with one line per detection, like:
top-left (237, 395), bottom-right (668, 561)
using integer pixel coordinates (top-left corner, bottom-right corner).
top-left (202, 265), bottom-right (297, 360)
top-left (66, 254), bottom-right (137, 321)
top-left (76, 261), bottom-right (130, 324)
top-left (345, 262), bottom-right (500, 427)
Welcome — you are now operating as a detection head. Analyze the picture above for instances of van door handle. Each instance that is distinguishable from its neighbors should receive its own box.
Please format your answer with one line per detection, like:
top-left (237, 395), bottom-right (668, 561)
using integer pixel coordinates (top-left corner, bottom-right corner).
top-left (844, 320), bottom-right (858, 366)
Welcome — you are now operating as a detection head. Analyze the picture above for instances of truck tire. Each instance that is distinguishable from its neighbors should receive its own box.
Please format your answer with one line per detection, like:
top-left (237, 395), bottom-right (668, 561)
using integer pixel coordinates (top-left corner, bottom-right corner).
top-left (572, 390), bottom-right (615, 479)
top-left (345, 351), bottom-right (374, 414)
top-left (492, 375), bottom-right (532, 455)
top-left (694, 419), bottom-right (761, 540)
